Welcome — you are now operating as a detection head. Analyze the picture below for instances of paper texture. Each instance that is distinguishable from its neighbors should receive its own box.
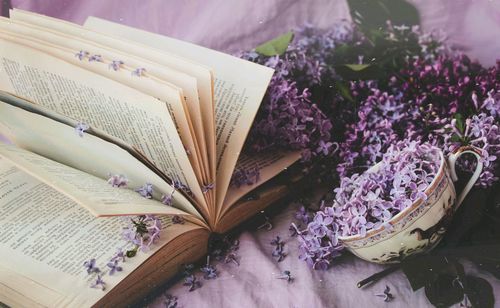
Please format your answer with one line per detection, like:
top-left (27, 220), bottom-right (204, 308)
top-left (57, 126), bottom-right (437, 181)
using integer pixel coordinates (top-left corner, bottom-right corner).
top-left (0, 156), bottom-right (201, 307)
top-left (0, 17), bottom-right (210, 185)
top-left (9, 9), bottom-right (216, 190)
top-left (83, 16), bottom-right (274, 211)
top-left (0, 38), bottom-right (207, 209)
top-left (0, 93), bottom-right (203, 219)
top-left (0, 144), bottom-right (186, 216)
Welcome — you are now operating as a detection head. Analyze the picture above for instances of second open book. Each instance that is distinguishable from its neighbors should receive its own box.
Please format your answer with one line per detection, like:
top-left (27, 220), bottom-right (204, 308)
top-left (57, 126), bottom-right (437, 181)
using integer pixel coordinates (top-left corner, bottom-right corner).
top-left (0, 9), bottom-right (302, 307)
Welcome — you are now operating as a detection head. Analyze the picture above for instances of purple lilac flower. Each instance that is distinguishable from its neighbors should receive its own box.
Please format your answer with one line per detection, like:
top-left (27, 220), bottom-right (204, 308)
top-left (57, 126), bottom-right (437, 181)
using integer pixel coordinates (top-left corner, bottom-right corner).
top-left (276, 270), bottom-right (294, 283)
top-left (122, 215), bottom-right (162, 252)
top-left (272, 249), bottom-right (286, 262)
top-left (172, 180), bottom-right (191, 196)
top-left (83, 258), bottom-right (100, 274)
top-left (298, 141), bottom-right (440, 269)
top-left (91, 274), bottom-right (106, 291)
top-left (201, 182), bottom-right (215, 194)
top-left (112, 249), bottom-right (126, 263)
top-left (163, 294), bottom-right (178, 308)
top-left (172, 215), bottom-right (185, 224)
top-left (106, 259), bottom-right (123, 275)
top-left (289, 224), bottom-right (300, 237)
top-left (294, 203), bottom-right (312, 225)
top-left (270, 236), bottom-right (284, 248)
top-left (183, 274), bottom-right (202, 292)
top-left (375, 285), bottom-right (394, 302)
top-left (108, 60), bottom-right (124, 71)
top-left (342, 55), bottom-right (499, 183)
top-left (75, 50), bottom-right (89, 60)
top-left (230, 166), bottom-right (261, 188)
top-left (107, 174), bottom-right (128, 188)
top-left (237, 23), bottom-right (355, 159)
top-left (135, 183), bottom-right (154, 199)
top-left (75, 122), bottom-right (89, 137)
top-left (270, 236), bottom-right (286, 262)
top-left (239, 23), bottom-right (500, 270)
top-left (200, 257), bottom-right (218, 280)
top-left (88, 54), bottom-right (103, 62)
top-left (131, 67), bottom-right (147, 77)
top-left (441, 106), bottom-right (500, 187)
top-left (161, 190), bottom-right (175, 206)
top-left (224, 252), bottom-right (240, 266)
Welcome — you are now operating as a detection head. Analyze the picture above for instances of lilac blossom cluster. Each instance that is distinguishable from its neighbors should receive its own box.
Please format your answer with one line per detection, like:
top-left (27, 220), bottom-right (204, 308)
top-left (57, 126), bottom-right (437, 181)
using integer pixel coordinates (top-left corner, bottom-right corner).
top-left (230, 166), bottom-right (261, 188)
top-left (441, 91), bottom-right (500, 187)
top-left (122, 215), bottom-right (162, 252)
top-left (296, 141), bottom-right (440, 270)
top-left (238, 23), bottom-right (355, 159)
top-left (239, 22), bottom-right (499, 189)
top-left (339, 54), bottom-right (500, 187)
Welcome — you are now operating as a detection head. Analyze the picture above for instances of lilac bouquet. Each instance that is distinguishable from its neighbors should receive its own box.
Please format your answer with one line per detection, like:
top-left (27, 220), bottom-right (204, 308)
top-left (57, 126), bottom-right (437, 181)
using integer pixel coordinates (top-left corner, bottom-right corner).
top-left (295, 141), bottom-right (440, 269)
top-left (240, 23), bottom-right (499, 189)
top-left (239, 20), bottom-right (499, 273)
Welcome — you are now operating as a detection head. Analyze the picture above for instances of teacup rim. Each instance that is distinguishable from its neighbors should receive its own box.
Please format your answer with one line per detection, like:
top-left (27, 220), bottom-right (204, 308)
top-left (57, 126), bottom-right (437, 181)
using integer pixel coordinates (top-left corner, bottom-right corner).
top-left (338, 148), bottom-right (446, 243)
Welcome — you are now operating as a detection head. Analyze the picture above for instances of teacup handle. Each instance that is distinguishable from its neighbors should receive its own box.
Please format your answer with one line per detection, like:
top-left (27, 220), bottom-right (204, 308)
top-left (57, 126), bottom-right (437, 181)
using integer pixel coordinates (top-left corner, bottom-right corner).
top-left (447, 146), bottom-right (483, 208)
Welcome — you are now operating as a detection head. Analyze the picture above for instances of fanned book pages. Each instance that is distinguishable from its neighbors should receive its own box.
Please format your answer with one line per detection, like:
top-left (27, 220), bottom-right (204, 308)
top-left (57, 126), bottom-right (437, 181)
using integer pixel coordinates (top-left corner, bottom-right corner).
top-left (0, 9), bottom-right (303, 307)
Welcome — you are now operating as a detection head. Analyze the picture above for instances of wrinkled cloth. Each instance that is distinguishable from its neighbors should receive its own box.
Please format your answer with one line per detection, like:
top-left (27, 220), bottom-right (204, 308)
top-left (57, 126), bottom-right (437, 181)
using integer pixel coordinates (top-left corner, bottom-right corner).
top-left (2, 1), bottom-right (500, 307)
top-left (144, 199), bottom-right (500, 308)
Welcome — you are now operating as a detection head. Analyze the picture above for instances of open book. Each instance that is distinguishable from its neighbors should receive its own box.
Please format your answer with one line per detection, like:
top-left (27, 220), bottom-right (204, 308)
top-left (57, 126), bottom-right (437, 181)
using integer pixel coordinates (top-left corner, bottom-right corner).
top-left (0, 9), bottom-right (303, 307)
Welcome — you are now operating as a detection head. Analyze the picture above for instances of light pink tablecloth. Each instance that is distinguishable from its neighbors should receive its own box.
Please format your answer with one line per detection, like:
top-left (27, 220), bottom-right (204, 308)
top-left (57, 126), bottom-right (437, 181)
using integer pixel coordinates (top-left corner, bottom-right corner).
top-left (3, 1), bottom-right (500, 307)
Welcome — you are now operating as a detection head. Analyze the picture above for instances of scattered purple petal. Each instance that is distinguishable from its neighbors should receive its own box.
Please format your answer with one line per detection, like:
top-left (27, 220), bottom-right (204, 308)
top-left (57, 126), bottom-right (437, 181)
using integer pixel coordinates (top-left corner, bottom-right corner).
top-left (276, 270), bottom-right (294, 283)
top-left (90, 274), bottom-right (106, 291)
top-left (83, 258), bottom-right (100, 274)
top-left (131, 67), bottom-right (147, 77)
top-left (109, 60), bottom-right (124, 71)
top-left (75, 122), bottom-right (89, 137)
top-left (375, 285), bottom-right (394, 302)
top-left (107, 174), bottom-right (128, 188)
top-left (183, 274), bottom-right (202, 292)
top-left (107, 259), bottom-right (123, 275)
top-left (75, 50), bottom-right (89, 60)
top-left (89, 54), bottom-right (103, 62)
top-left (135, 183), bottom-right (154, 199)
top-left (172, 215), bottom-right (185, 224)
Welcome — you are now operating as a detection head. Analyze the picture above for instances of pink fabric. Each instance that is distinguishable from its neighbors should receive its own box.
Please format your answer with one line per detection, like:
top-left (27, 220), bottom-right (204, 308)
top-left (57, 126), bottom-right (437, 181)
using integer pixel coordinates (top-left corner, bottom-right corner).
top-left (5, 1), bottom-right (500, 307)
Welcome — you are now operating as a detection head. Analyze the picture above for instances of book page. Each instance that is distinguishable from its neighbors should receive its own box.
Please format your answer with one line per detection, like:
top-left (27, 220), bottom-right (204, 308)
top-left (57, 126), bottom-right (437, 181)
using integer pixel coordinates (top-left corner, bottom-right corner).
top-left (0, 93), bottom-right (204, 220)
top-left (9, 9), bottom-right (216, 193)
top-left (221, 151), bottom-right (301, 215)
top-left (0, 39), bottom-right (208, 211)
top-left (83, 17), bottom-right (275, 211)
top-left (0, 157), bottom-right (205, 307)
top-left (0, 144), bottom-right (189, 217)
top-left (0, 17), bottom-right (210, 186)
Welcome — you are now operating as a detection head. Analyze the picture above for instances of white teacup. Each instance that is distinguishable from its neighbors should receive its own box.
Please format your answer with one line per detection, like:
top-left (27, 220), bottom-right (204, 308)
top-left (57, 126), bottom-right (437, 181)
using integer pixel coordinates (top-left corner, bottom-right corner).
top-left (338, 146), bottom-right (483, 264)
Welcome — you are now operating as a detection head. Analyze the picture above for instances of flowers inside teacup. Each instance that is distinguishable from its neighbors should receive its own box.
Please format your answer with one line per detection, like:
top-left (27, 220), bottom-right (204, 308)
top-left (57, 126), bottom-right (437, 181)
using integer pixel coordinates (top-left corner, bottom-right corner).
top-left (297, 141), bottom-right (483, 267)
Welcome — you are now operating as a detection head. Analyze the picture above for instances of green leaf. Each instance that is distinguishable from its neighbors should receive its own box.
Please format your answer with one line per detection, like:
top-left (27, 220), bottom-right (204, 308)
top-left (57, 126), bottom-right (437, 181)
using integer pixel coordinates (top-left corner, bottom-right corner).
top-left (464, 276), bottom-right (494, 308)
top-left (453, 113), bottom-right (465, 134)
top-left (335, 81), bottom-right (355, 103)
top-left (449, 135), bottom-right (461, 143)
top-left (126, 246), bottom-right (138, 258)
top-left (255, 31), bottom-right (294, 56)
top-left (335, 63), bottom-right (383, 80)
top-left (344, 64), bottom-right (371, 71)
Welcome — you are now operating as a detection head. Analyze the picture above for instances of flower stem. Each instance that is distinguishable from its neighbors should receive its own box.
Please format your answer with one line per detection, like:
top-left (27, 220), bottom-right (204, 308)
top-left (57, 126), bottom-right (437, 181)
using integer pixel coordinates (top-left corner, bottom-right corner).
top-left (357, 264), bottom-right (400, 288)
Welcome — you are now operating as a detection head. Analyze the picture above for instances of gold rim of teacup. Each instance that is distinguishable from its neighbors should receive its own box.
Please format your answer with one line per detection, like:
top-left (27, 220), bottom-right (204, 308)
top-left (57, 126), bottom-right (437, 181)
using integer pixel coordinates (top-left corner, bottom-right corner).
top-left (338, 150), bottom-right (446, 243)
